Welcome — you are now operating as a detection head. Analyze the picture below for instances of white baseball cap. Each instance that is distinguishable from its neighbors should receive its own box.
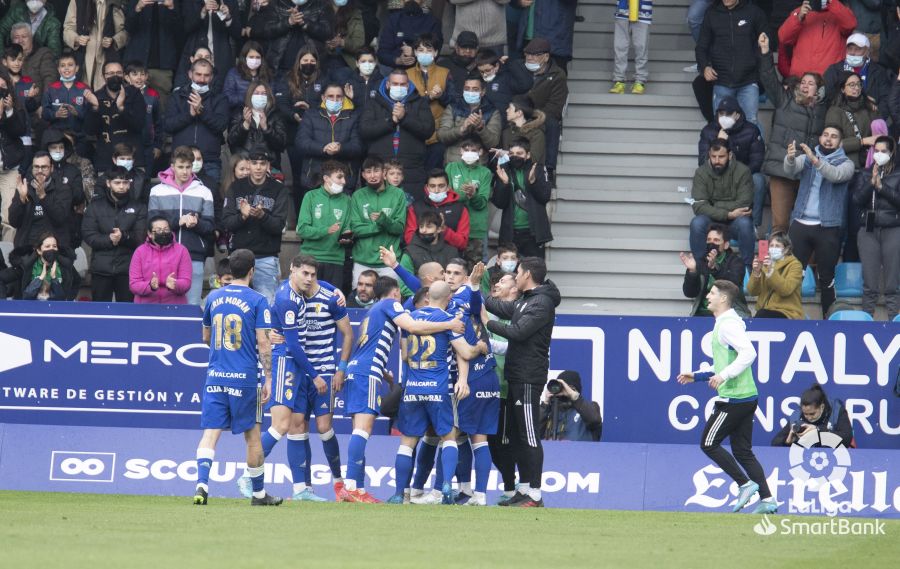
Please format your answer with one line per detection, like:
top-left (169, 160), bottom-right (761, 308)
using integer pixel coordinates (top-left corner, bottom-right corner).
top-left (846, 33), bottom-right (870, 48)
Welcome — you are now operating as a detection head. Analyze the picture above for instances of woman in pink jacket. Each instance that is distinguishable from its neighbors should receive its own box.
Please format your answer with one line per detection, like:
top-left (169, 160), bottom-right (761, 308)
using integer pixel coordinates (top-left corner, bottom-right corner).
top-left (129, 216), bottom-right (193, 304)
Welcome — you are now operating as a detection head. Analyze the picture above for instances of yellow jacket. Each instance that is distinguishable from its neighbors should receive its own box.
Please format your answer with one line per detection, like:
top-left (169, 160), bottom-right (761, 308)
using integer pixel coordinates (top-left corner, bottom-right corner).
top-left (747, 254), bottom-right (804, 319)
top-left (407, 64), bottom-right (450, 145)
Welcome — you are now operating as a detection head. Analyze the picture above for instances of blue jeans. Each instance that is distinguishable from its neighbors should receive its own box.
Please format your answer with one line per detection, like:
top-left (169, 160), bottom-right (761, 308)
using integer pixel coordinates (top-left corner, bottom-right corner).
top-left (751, 172), bottom-right (767, 229)
top-left (687, 0), bottom-right (713, 43)
top-left (689, 214), bottom-right (755, 269)
top-left (712, 83), bottom-right (760, 131)
top-left (251, 255), bottom-right (280, 304)
top-left (187, 260), bottom-right (205, 306)
top-left (203, 160), bottom-right (222, 189)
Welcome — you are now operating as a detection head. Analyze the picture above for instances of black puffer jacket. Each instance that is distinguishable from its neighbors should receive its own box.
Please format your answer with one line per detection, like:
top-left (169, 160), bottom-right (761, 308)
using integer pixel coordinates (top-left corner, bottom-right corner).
top-left (698, 114), bottom-right (765, 172)
top-left (491, 160), bottom-right (553, 245)
top-left (295, 101), bottom-right (364, 188)
top-left (695, 0), bottom-right (768, 88)
top-left (81, 187), bottom-right (147, 276)
top-left (8, 173), bottom-right (74, 252)
top-left (0, 99), bottom-right (27, 169)
top-left (852, 166), bottom-right (900, 228)
top-left (221, 176), bottom-right (290, 257)
top-left (485, 280), bottom-right (562, 386)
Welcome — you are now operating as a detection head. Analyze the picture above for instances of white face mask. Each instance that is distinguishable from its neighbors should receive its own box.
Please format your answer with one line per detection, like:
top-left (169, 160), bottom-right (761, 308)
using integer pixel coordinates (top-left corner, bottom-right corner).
top-left (482, 73), bottom-right (496, 82)
top-left (192, 160), bottom-right (203, 174)
top-left (246, 57), bottom-right (262, 70)
top-left (500, 260), bottom-right (517, 273)
top-left (49, 150), bottom-right (65, 162)
top-left (26, 1), bottom-right (43, 14)
top-left (251, 94), bottom-right (268, 110)
top-left (191, 82), bottom-right (209, 94)
top-left (428, 191), bottom-right (447, 203)
top-left (461, 151), bottom-right (480, 165)
top-left (327, 182), bottom-right (344, 195)
top-left (846, 54), bottom-right (865, 67)
top-left (769, 247), bottom-right (784, 261)
top-left (525, 62), bottom-right (541, 72)
top-left (359, 61), bottom-right (376, 76)
top-left (116, 158), bottom-right (134, 171)
top-left (389, 85), bottom-right (408, 101)
top-left (873, 151), bottom-right (891, 166)
top-left (718, 115), bottom-right (736, 130)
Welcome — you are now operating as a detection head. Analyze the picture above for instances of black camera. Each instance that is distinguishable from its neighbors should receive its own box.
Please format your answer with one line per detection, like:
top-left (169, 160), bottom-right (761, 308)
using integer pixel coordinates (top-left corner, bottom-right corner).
top-left (547, 379), bottom-right (563, 395)
top-left (810, 0), bottom-right (826, 11)
top-left (791, 421), bottom-right (804, 434)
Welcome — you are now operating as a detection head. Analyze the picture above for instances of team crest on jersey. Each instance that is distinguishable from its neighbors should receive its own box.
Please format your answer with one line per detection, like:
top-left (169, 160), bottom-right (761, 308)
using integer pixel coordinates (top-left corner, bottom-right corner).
top-left (314, 204), bottom-right (323, 219)
top-left (285, 389), bottom-right (293, 401)
top-left (264, 309), bottom-right (272, 324)
top-left (491, 83), bottom-right (499, 92)
top-left (75, 96), bottom-right (84, 105)
top-left (146, 104), bottom-right (152, 113)
top-left (333, 208), bottom-right (344, 220)
top-left (393, 302), bottom-right (404, 312)
top-left (380, 207), bottom-right (392, 215)
top-left (285, 311), bottom-right (296, 325)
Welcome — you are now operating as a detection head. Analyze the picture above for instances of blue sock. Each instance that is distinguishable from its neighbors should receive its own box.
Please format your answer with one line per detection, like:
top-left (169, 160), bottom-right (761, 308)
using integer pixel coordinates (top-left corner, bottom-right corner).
top-left (320, 429), bottom-right (343, 480)
top-left (261, 426), bottom-right (282, 458)
top-left (247, 465), bottom-right (265, 497)
top-left (473, 441), bottom-right (491, 494)
top-left (196, 448), bottom-right (214, 489)
top-left (456, 438), bottom-right (473, 485)
top-left (286, 433), bottom-right (309, 488)
top-left (346, 429), bottom-right (369, 490)
top-left (440, 442), bottom-right (458, 489)
top-left (412, 438), bottom-right (438, 490)
top-left (304, 438), bottom-right (313, 484)
top-left (394, 445), bottom-right (414, 493)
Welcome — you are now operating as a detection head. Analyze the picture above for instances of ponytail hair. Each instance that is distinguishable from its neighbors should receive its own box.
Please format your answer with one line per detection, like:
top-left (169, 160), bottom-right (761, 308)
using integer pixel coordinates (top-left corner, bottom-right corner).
top-left (800, 383), bottom-right (827, 407)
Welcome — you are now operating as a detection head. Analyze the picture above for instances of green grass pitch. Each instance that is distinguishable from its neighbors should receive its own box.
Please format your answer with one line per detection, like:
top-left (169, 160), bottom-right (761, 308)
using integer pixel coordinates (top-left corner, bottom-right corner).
top-left (1, 491), bottom-right (897, 568)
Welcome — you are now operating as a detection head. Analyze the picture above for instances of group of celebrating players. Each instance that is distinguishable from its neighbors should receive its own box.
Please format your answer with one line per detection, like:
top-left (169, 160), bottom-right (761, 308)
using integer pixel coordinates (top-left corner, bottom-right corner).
top-left (192, 245), bottom-right (502, 507)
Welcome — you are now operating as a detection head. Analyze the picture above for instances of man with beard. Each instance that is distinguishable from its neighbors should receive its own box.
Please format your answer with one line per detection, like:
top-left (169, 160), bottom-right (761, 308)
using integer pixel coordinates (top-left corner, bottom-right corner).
top-left (689, 138), bottom-right (755, 275)
top-left (438, 31), bottom-right (479, 95)
top-left (783, 125), bottom-right (854, 316)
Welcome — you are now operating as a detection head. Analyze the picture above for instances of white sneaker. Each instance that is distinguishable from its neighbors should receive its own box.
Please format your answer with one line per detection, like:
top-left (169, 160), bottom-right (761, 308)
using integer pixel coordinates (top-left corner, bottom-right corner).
top-left (682, 63), bottom-right (698, 73)
top-left (410, 491), bottom-right (438, 505)
top-left (463, 497), bottom-right (486, 506)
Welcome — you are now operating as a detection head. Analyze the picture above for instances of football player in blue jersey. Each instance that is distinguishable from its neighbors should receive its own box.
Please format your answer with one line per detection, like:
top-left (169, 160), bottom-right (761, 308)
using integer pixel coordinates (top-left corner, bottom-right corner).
top-left (235, 254), bottom-right (326, 502)
top-left (290, 255), bottom-right (354, 501)
top-left (388, 281), bottom-right (488, 505)
top-left (339, 276), bottom-right (465, 503)
top-left (193, 250), bottom-right (282, 506)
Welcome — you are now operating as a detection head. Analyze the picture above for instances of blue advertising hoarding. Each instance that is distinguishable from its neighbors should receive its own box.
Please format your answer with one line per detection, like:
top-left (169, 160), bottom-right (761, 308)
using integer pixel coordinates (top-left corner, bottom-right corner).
top-left (0, 302), bottom-right (898, 447)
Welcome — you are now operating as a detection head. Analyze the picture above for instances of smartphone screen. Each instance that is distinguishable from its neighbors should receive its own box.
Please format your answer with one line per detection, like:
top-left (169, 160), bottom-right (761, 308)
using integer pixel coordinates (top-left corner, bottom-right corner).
top-left (758, 239), bottom-right (769, 261)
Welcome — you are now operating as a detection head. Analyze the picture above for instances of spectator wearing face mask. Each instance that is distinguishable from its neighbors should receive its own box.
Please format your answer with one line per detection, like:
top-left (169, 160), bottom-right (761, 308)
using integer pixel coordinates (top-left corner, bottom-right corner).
top-left (480, 241), bottom-right (518, 295)
top-left (777, 0), bottom-right (857, 77)
top-left (95, 142), bottom-right (150, 203)
top-left (475, 49), bottom-right (533, 128)
top-left (398, 210), bottom-right (458, 273)
top-left (824, 33), bottom-right (891, 115)
top-left (438, 74), bottom-right (501, 166)
top-left (490, 138), bottom-right (551, 258)
top-left (62, 0), bottom-right (128, 90)
top-left (407, 34), bottom-right (451, 171)
top-left (223, 41), bottom-right (273, 113)
top-left (0, 0), bottom-right (64, 57)
top-left (698, 96), bottom-right (766, 233)
top-left (227, 81), bottom-right (287, 158)
top-left (445, 137), bottom-right (492, 267)
top-left (679, 224), bottom-right (750, 317)
top-left (296, 160), bottom-right (352, 289)
top-left (501, 95), bottom-right (546, 165)
top-left (342, 47), bottom-right (384, 111)
top-left (295, 83), bottom-right (363, 192)
top-left (129, 215), bottom-right (193, 304)
top-left (21, 232), bottom-right (78, 300)
top-left (83, 61), bottom-right (147, 170)
top-left (377, 0), bottom-right (442, 69)
top-left (403, 168), bottom-right (469, 253)
top-left (41, 129), bottom-right (86, 247)
top-left (748, 231), bottom-right (804, 318)
top-left (249, 0), bottom-right (333, 76)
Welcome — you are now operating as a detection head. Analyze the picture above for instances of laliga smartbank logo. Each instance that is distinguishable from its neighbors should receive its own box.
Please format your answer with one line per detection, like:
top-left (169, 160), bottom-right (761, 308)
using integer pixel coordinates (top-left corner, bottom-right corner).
top-left (0, 331), bottom-right (33, 372)
top-left (752, 430), bottom-right (885, 537)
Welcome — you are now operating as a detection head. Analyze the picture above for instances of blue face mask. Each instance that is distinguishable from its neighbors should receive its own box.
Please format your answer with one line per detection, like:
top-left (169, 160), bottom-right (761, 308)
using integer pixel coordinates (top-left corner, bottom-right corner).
top-left (333, 0), bottom-right (348, 5)
top-left (389, 85), bottom-right (408, 100)
top-left (416, 52), bottom-right (434, 67)
top-left (325, 99), bottom-right (343, 113)
top-left (60, 74), bottom-right (76, 82)
top-left (463, 91), bottom-right (481, 105)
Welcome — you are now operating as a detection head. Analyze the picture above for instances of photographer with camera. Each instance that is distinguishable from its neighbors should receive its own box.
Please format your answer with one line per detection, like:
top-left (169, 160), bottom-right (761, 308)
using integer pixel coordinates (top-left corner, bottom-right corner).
top-left (540, 371), bottom-right (602, 442)
top-left (772, 383), bottom-right (854, 447)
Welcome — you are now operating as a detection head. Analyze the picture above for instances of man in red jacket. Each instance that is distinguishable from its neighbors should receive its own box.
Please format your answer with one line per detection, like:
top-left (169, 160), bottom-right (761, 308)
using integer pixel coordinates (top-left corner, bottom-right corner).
top-left (778, 0), bottom-right (857, 77)
top-left (404, 169), bottom-right (470, 254)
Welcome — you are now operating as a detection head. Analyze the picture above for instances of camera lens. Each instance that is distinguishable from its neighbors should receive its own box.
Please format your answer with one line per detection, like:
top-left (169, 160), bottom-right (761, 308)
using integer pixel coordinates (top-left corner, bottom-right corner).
top-left (547, 379), bottom-right (562, 395)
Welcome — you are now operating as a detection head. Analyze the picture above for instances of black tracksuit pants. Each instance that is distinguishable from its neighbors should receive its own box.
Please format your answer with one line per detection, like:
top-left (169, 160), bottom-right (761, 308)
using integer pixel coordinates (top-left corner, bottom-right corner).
top-left (701, 399), bottom-right (772, 499)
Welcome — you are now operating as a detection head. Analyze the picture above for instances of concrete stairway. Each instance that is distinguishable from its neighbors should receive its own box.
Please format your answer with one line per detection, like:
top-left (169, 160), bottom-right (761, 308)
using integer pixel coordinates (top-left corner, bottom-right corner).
top-left (549, 0), bottom-right (705, 315)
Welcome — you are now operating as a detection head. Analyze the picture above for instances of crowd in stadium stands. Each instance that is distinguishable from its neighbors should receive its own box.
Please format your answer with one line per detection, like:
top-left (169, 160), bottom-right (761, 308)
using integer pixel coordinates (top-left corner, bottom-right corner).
top-left (669, 0), bottom-right (899, 321)
top-left (0, 0), bottom-right (570, 307)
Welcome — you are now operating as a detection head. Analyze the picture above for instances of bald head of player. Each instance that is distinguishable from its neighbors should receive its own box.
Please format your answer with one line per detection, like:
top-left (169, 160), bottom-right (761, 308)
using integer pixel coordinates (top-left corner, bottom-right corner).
top-left (417, 262), bottom-right (445, 286)
top-left (427, 281), bottom-right (453, 310)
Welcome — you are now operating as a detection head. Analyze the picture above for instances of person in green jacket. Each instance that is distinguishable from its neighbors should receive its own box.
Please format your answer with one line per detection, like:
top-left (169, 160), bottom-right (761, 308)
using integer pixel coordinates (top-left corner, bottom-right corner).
top-left (296, 160), bottom-right (351, 290)
top-left (0, 0), bottom-right (63, 57)
top-left (349, 155), bottom-right (408, 284)
top-left (446, 137), bottom-right (492, 267)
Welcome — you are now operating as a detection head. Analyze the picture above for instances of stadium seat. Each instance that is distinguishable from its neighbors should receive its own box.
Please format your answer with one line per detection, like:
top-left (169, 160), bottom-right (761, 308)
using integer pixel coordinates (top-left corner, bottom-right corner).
top-left (835, 263), bottom-right (863, 298)
top-left (801, 266), bottom-right (816, 298)
top-left (893, 314), bottom-right (900, 323)
top-left (743, 272), bottom-right (750, 295)
top-left (828, 310), bottom-right (874, 322)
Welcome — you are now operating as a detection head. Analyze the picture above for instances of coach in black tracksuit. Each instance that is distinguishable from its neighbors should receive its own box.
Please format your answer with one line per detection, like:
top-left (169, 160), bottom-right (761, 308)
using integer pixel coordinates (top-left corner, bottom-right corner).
top-left (484, 256), bottom-right (560, 508)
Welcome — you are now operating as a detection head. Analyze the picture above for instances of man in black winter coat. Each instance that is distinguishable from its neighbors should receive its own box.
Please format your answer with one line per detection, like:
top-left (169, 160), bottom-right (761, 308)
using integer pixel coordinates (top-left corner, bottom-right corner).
top-left (360, 69), bottom-right (435, 197)
top-left (42, 129), bottom-right (86, 247)
top-left (490, 138), bottom-right (552, 259)
top-left (81, 166), bottom-right (148, 302)
top-left (249, 0), bottom-right (333, 75)
top-left (696, 0), bottom-right (767, 127)
top-left (165, 59), bottom-right (228, 186)
top-left (475, 49), bottom-right (533, 128)
top-left (9, 152), bottom-right (75, 257)
top-left (485, 256), bottom-right (561, 508)
top-left (698, 96), bottom-right (767, 229)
